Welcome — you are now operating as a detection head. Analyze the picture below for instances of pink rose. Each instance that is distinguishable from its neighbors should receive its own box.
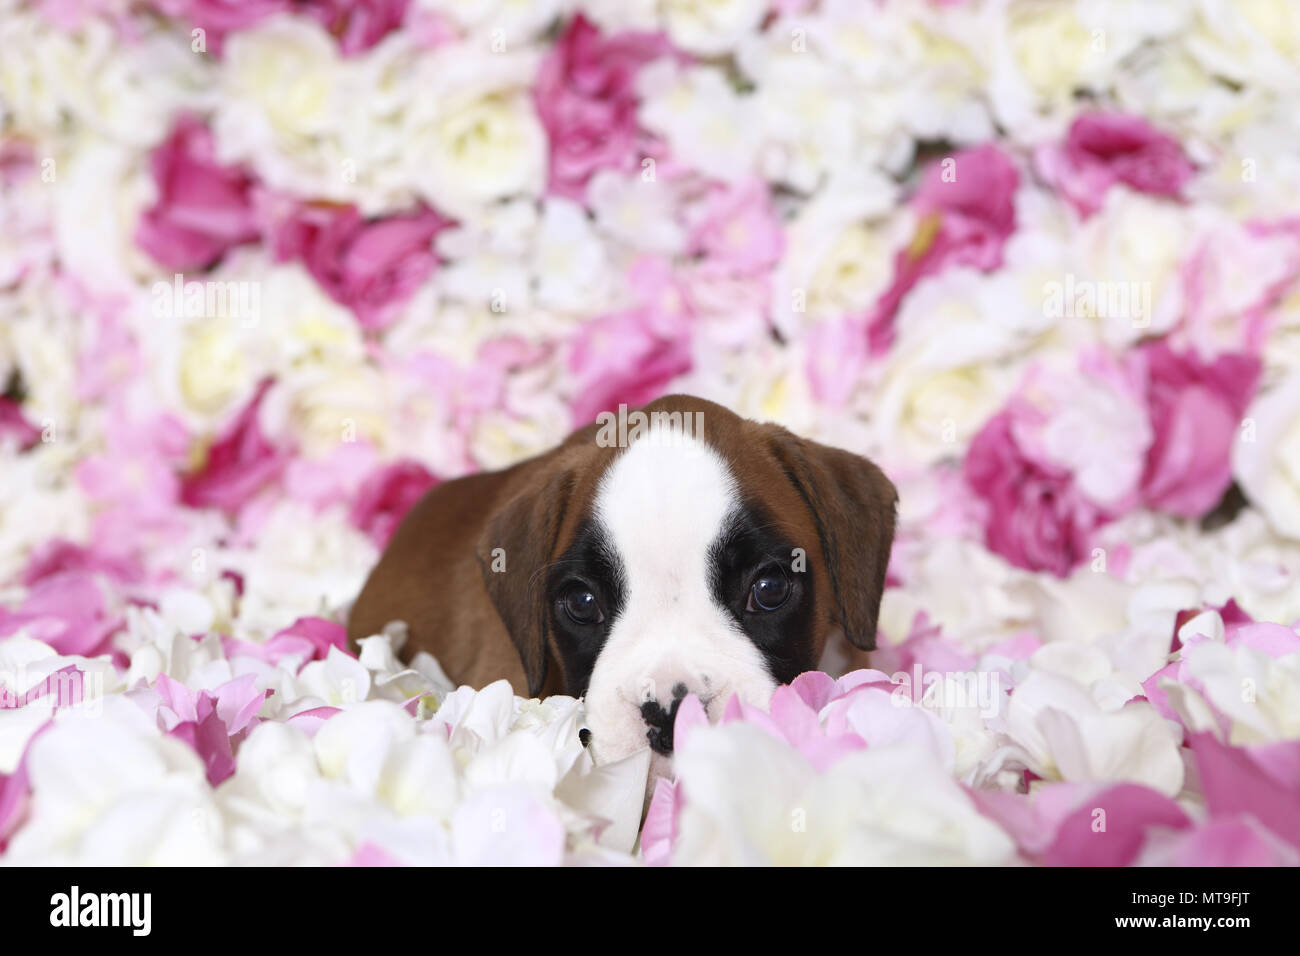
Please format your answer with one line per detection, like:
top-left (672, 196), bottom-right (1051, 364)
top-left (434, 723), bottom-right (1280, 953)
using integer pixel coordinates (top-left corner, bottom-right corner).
top-left (271, 201), bottom-right (452, 331)
top-left (22, 540), bottom-right (144, 587)
top-left (135, 115), bottom-right (261, 271)
top-left (0, 397), bottom-right (40, 451)
top-left (688, 178), bottom-right (784, 277)
top-left (866, 143), bottom-right (1019, 353)
top-left (152, 1), bottom-right (408, 56)
top-left (349, 460), bottom-right (438, 548)
top-left (535, 14), bottom-right (673, 202)
top-left (180, 378), bottom-right (289, 515)
top-left (1135, 341), bottom-right (1261, 518)
top-left (0, 572), bottom-right (121, 658)
top-left (297, 0), bottom-right (410, 56)
top-left (568, 310), bottom-right (692, 426)
top-left (148, 0), bottom-right (287, 54)
top-left (568, 258), bottom-right (692, 425)
top-left (964, 410), bottom-right (1112, 577)
top-left (1035, 111), bottom-right (1195, 218)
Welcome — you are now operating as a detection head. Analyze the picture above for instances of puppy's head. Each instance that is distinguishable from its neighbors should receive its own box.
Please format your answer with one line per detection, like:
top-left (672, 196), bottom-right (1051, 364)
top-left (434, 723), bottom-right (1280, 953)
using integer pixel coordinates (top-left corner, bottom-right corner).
top-left (478, 395), bottom-right (897, 770)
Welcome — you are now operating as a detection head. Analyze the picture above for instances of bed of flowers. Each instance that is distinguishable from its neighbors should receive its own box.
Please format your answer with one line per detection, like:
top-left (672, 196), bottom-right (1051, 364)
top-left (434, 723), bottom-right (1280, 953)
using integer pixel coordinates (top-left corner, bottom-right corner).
top-left (2, 0), bottom-right (1299, 866)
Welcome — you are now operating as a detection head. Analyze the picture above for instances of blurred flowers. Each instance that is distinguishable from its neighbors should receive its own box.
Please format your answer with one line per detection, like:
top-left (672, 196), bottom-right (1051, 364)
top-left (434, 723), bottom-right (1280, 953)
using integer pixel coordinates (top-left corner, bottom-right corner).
top-left (2, 0), bottom-right (1300, 866)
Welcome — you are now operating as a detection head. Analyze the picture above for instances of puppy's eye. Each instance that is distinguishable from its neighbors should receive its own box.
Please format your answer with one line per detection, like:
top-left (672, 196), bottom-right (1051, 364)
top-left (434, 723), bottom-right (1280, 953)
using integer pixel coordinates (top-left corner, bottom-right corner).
top-left (562, 587), bottom-right (605, 626)
top-left (747, 567), bottom-right (791, 612)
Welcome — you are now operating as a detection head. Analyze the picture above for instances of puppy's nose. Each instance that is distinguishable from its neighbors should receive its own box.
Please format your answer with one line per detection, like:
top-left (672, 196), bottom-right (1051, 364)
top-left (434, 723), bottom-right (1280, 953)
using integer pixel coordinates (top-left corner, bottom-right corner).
top-left (640, 682), bottom-right (689, 755)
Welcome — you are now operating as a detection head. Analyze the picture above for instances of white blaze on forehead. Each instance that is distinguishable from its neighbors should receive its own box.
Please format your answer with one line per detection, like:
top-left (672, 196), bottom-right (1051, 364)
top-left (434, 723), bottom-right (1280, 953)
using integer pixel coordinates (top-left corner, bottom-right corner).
top-left (584, 425), bottom-right (778, 775)
top-left (593, 427), bottom-right (740, 594)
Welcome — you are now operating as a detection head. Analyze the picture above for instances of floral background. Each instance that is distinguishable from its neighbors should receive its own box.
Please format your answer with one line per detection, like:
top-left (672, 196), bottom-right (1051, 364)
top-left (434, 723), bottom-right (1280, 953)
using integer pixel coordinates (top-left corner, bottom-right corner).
top-left (2, 0), bottom-right (1300, 866)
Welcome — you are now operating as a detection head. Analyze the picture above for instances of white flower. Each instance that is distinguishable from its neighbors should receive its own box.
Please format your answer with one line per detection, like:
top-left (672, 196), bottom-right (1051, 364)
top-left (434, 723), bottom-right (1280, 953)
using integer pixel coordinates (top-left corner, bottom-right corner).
top-left (220, 502), bottom-right (377, 638)
top-left (1172, 639), bottom-right (1300, 745)
top-left (670, 723), bottom-right (1016, 865)
top-left (1234, 373), bottom-right (1300, 541)
top-left (532, 198), bottom-right (615, 314)
top-left (417, 0), bottom-right (565, 44)
top-left (4, 698), bottom-right (227, 865)
top-left (1072, 191), bottom-right (1195, 347)
top-left (1004, 648), bottom-right (1185, 796)
top-left (1185, 0), bottom-right (1300, 94)
top-left (874, 268), bottom-right (1041, 467)
top-left (401, 46), bottom-right (546, 221)
top-left (587, 169), bottom-right (687, 256)
top-left (0, 12), bottom-right (211, 147)
top-left (661, 0), bottom-right (767, 57)
top-left (638, 61), bottom-right (761, 181)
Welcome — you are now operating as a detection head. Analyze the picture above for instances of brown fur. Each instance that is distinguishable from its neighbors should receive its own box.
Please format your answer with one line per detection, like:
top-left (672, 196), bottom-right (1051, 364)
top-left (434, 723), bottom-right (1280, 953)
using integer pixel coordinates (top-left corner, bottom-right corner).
top-left (346, 395), bottom-right (897, 697)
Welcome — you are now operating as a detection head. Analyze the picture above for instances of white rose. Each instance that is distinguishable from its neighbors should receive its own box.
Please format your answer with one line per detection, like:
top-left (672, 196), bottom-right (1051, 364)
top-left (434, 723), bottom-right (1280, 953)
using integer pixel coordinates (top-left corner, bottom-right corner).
top-left (873, 269), bottom-right (1032, 467)
top-left (1072, 191), bottom-right (1195, 347)
top-left (1177, 641), bottom-right (1300, 745)
top-left (409, 88), bottom-right (546, 221)
top-left (662, 0), bottom-right (766, 56)
top-left (1234, 373), bottom-right (1300, 540)
top-left (587, 169), bottom-right (686, 256)
top-left (1186, 0), bottom-right (1300, 92)
top-left (669, 723), bottom-right (1016, 865)
top-left (638, 61), bottom-right (760, 181)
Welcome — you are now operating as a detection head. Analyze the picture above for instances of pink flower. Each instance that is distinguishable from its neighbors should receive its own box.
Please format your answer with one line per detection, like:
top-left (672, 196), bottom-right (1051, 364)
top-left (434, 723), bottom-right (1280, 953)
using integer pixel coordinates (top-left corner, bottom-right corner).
top-left (180, 378), bottom-right (289, 516)
top-left (1190, 733), bottom-right (1300, 851)
top-left (0, 722), bottom-right (51, 853)
top-left (568, 310), bottom-right (692, 426)
top-left (150, 673), bottom-right (269, 786)
top-left (1041, 783), bottom-right (1190, 866)
top-left (535, 15), bottom-right (673, 201)
top-left (1134, 341), bottom-right (1261, 518)
top-left (639, 776), bottom-right (679, 866)
top-left (297, 0), bottom-right (410, 56)
top-left (689, 178), bottom-right (784, 277)
top-left (0, 572), bottom-right (121, 657)
top-left (21, 540), bottom-right (144, 587)
top-left (271, 200), bottom-right (452, 331)
top-left (1145, 817), bottom-right (1300, 866)
top-left (912, 143), bottom-right (1019, 272)
top-left (349, 460), bottom-right (439, 548)
top-left (805, 316), bottom-right (870, 407)
top-left (135, 115), bottom-right (261, 271)
top-left (0, 397), bottom-right (40, 451)
top-left (1035, 111), bottom-right (1195, 218)
top-left (282, 441), bottom-right (381, 512)
top-left (151, 1), bottom-right (408, 56)
top-left (964, 410), bottom-right (1112, 577)
top-left (865, 144), bottom-right (1019, 353)
top-left (568, 258), bottom-right (692, 425)
top-left (346, 842), bottom-right (406, 866)
top-left (76, 408), bottom-right (190, 513)
top-left (263, 616), bottom-right (351, 667)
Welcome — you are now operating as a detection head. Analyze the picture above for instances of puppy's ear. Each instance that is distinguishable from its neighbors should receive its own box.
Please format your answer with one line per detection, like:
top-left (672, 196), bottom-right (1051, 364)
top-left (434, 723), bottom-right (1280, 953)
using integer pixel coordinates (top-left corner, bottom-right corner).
top-left (763, 426), bottom-right (898, 651)
top-left (476, 466), bottom-right (574, 697)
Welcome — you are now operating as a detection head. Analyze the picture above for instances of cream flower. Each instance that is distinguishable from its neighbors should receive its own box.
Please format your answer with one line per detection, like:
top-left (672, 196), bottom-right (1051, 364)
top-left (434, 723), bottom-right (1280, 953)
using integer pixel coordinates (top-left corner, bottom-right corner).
top-left (638, 61), bottom-right (761, 181)
top-left (662, 0), bottom-right (767, 57)
top-left (1234, 373), bottom-right (1300, 541)
top-left (4, 699), bottom-right (228, 865)
top-left (1005, 659), bottom-right (1185, 796)
top-left (670, 723), bottom-right (1016, 865)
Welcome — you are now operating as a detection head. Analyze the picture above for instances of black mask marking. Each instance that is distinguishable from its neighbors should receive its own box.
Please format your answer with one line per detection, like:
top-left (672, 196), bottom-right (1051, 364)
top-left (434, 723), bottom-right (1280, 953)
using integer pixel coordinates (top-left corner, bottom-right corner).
top-left (545, 518), bottom-right (626, 697)
top-left (707, 501), bottom-right (818, 685)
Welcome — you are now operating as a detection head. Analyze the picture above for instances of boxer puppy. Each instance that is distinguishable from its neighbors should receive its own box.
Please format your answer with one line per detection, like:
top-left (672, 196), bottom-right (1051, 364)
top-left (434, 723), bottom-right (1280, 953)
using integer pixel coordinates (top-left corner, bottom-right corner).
top-left (347, 395), bottom-right (897, 771)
